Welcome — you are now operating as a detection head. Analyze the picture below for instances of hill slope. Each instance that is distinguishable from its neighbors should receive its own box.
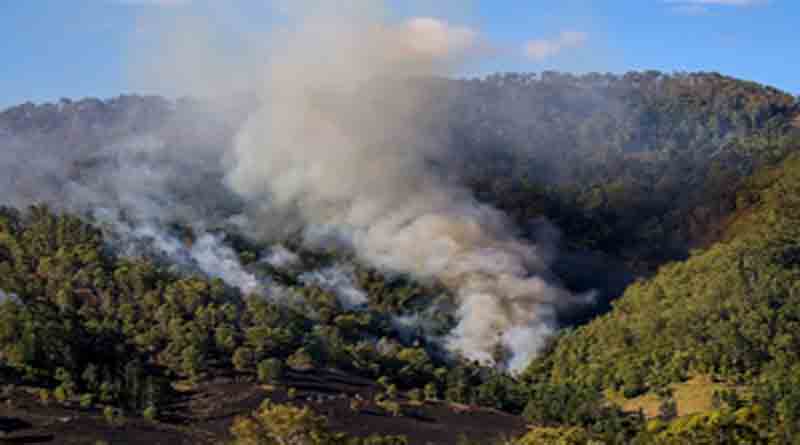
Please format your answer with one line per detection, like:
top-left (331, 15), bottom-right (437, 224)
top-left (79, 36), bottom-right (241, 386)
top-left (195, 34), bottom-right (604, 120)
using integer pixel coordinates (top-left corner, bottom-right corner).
top-left (521, 152), bottom-right (800, 442)
top-left (0, 71), bottom-right (799, 444)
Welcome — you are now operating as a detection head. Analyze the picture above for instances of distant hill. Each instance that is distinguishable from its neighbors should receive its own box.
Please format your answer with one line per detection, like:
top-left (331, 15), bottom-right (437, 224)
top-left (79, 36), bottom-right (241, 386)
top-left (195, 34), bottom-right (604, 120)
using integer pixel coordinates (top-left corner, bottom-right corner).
top-left (0, 71), bottom-right (799, 444)
top-left (3, 71), bottom-right (797, 270)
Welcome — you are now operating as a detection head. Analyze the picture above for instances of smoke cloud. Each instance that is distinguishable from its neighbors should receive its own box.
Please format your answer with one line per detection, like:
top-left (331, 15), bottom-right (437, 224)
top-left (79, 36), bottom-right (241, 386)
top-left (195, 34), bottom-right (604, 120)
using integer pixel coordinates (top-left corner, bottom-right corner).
top-left (215, 1), bottom-right (583, 370)
top-left (0, 0), bottom-right (591, 372)
top-left (299, 264), bottom-right (368, 310)
top-left (262, 245), bottom-right (301, 270)
top-left (190, 233), bottom-right (261, 294)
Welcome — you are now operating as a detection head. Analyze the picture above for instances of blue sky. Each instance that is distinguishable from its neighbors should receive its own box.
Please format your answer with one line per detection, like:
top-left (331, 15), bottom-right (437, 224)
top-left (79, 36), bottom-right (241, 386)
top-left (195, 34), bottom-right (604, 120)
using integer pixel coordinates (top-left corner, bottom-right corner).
top-left (1, 0), bottom-right (798, 108)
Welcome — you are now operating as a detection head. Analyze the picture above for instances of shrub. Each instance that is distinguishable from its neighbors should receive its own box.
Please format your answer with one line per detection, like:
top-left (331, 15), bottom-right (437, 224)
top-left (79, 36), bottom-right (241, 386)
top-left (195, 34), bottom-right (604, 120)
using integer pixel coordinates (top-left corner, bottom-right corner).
top-left (54, 385), bottom-right (69, 403)
top-left (658, 397), bottom-right (678, 421)
top-left (376, 400), bottom-right (402, 417)
top-left (407, 388), bottom-right (423, 403)
top-left (80, 393), bottom-right (94, 409)
top-left (143, 406), bottom-right (158, 421)
top-left (103, 406), bottom-right (117, 425)
top-left (232, 347), bottom-right (255, 372)
top-left (287, 348), bottom-right (316, 371)
top-left (38, 389), bottom-right (51, 405)
top-left (522, 383), bottom-right (605, 427)
top-left (230, 401), bottom-right (409, 445)
top-left (257, 358), bottom-right (284, 384)
top-left (230, 401), bottom-right (330, 445)
top-left (515, 426), bottom-right (595, 445)
top-left (424, 383), bottom-right (438, 401)
top-left (385, 384), bottom-right (398, 399)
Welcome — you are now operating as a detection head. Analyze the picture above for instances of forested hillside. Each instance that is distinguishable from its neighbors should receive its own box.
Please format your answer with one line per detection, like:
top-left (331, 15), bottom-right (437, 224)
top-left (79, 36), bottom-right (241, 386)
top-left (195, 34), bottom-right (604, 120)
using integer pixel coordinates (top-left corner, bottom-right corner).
top-left (0, 71), bottom-right (799, 444)
top-left (519, 151), bottom-right (800, 444)
top-left (3, 71), bottom-right (797, 271)
top-left (451, 71), bottom-right (800, 268)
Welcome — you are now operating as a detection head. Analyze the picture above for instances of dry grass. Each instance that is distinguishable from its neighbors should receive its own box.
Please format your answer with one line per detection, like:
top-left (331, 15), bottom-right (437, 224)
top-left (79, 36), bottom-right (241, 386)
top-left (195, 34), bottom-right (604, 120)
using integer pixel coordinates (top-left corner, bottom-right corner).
top-left (608, 375), bottom-right (745, 418)
top-left (172, 382), bottom-right (196, 393)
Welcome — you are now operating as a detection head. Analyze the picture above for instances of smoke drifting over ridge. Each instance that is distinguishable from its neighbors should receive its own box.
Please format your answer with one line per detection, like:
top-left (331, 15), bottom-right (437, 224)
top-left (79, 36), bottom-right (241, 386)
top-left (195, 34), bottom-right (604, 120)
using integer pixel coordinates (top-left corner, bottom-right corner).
top-left (0, 0), bottom-right (590, 371)
top-left (210, 1), bottom-right (584, 370)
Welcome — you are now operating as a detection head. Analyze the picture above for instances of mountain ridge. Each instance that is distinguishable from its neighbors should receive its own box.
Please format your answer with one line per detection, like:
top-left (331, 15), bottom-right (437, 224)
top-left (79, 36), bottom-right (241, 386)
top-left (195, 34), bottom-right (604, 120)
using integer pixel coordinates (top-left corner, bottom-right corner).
top-left (1, 70), bottom-right (800, 444)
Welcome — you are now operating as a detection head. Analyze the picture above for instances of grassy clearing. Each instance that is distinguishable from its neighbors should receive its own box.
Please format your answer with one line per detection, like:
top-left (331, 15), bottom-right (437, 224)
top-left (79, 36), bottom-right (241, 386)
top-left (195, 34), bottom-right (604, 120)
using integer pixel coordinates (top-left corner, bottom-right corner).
top-left (607, 376), bottom-right (746, 418)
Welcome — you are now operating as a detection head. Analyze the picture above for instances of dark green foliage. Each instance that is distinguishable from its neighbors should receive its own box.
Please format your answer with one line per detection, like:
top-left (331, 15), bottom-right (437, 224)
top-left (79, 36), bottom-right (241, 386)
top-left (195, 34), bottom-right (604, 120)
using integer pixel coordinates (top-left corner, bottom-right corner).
top-left (524, 154), bottom-right (800, 395)
top-left (522, 383), bottom-right (605, 427)
top-left (455, 71), bottom-right (800, 269)
top-left (257, 358), bottom-right (284, 383)
top-left (515, 152), bottom-right (800, 442)
top-left (752, 364), bottom-right (800, 441)
top-left (473, 371), bottom-right (528, 413)
top-left (713, 389), bottom-right (745, 411)
top-left (0, 205), bottom-right (507, 416)
top-left (2, 72), bottom-right (800, 442)
top-left (634, 407), bottom-right (771, 445)
top-left (520, 382), bottom-right (642, 443)
top-left (658, 398), bottom-right (678, 422)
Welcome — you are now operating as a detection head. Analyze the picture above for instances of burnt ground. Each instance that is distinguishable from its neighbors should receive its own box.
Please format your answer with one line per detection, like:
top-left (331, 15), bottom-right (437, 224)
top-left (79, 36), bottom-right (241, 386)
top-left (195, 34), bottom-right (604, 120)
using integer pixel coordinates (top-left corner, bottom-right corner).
top-left (0, 369), bottom-right (527, 445)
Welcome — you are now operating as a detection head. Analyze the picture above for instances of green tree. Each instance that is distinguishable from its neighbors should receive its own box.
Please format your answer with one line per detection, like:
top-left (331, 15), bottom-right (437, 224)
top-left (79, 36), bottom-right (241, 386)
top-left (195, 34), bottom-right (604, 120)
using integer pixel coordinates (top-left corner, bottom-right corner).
top-left (230, 401), bottom-right (332, 445)
top-left (257, 359), bottom-right (284, 384)
top-left (233, 347), bottom-right (255, 372)
top-left (423, 383), bottom-right (438, 401)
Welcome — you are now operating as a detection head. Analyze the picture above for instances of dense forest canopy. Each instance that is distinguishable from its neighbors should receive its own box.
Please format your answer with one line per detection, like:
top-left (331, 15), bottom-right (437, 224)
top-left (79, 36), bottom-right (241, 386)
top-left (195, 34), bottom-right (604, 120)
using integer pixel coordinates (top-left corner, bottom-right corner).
top-left (3, 71), bottom-right (798, 270)
top-left (1, 70), bottom-right (800, 444)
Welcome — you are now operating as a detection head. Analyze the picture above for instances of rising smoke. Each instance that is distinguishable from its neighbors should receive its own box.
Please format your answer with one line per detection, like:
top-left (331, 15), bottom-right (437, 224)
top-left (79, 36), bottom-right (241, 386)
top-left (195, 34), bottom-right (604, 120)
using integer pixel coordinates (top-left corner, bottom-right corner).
top-left (0, 0), bottom-right (590, 372)
top-left (299, 264), bottom-right (368, 310)
top-left (217, 0), bottom-right (585, 371)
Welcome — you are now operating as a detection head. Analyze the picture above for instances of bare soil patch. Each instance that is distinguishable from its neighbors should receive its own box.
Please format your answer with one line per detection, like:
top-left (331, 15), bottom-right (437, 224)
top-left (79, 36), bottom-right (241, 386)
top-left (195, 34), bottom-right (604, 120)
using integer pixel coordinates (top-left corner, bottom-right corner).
top-left (0, 369), bottom-right (527, 445)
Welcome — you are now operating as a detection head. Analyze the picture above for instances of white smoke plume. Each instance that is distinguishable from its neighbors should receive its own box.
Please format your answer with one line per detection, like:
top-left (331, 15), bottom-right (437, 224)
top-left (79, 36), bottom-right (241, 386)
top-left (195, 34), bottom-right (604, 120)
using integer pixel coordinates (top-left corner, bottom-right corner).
top-left (93, 208), bottom-right (262, 295)
top-left (299, 264), bottom-right (368, 310)
top-left (0, 0), bottom-right (590, 371)
top-left (262, 244), bottom-right (302, 270)
top-left (0, 95), bottom-right (268, 295)
top-left (190, 233), bottom-right (261, 294)
top-left (218, 0), bottom-right (583, 370)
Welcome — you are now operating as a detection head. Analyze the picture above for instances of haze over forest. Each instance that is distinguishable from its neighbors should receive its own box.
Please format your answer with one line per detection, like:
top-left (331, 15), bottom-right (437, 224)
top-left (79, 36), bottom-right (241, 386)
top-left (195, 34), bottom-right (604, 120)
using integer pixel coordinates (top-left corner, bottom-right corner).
top-left (1, 1), bottom-right (800, 444)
